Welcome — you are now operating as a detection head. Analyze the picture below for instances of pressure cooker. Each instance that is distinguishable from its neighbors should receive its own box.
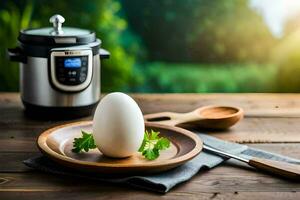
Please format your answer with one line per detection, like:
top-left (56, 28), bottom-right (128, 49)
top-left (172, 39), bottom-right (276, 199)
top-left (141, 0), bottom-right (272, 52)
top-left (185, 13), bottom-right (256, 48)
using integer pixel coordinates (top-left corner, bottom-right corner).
top-left (8, 14), bottom-right (110, 118)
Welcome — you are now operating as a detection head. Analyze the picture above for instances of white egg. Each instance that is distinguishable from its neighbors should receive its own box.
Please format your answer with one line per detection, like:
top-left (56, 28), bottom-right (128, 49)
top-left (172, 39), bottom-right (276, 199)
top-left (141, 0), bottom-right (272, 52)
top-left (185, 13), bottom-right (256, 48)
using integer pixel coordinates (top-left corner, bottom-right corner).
top-left (92, 92), bottom-right (144, 158)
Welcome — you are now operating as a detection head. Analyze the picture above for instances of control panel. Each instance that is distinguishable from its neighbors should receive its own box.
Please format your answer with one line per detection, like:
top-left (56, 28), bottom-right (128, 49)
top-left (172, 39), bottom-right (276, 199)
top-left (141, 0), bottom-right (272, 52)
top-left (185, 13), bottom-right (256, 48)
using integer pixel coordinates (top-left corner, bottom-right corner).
top-left (50, 49), bottom-right (93, 92)
top-left (55, 56), bottom-right (88, 85)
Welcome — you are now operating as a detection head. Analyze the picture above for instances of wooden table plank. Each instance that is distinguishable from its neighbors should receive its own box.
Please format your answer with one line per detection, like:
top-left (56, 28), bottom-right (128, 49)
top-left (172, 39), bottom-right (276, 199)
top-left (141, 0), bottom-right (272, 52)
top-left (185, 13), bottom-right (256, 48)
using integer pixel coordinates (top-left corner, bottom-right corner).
top-left (2, 93), bottom-right (300, 143)
top-left (134, 93), bottom-right (300, 117)
top-left (0, 164), bottom-right (299, 192)
top-left (3, 93), bottom-right (300, 116)
top-left (1, 116), bottom-right (300, 145)
top-left (0, 191), bottom-right (299, 200)
top-left (1, 116), bottom-right (300, 154)
top-left (0, 152), bottom-right (38, 172)
top-left (1, 143), bottom-right (299, 172)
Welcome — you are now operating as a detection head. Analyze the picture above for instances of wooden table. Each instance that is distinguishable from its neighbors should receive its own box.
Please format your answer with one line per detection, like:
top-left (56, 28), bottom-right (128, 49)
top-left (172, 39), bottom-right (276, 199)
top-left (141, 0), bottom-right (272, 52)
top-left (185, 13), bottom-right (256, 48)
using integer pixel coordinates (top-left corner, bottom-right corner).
top-left (0, 93), bottom-right (299, 200)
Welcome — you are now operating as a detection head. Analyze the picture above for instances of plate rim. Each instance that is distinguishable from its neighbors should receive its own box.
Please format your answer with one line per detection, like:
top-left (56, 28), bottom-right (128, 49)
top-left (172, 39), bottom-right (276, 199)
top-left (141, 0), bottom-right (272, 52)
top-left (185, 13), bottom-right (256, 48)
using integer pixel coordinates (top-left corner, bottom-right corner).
top-left (37, 121), bottom-right (203, 169)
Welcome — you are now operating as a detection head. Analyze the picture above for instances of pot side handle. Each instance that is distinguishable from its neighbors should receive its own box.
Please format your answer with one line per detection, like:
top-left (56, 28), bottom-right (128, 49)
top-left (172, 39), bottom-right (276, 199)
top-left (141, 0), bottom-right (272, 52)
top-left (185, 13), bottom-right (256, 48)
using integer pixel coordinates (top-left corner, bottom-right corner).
top-left (99, 48), bottom-right (110, 59)
top-left (7, 47), bottom-right (27, 63)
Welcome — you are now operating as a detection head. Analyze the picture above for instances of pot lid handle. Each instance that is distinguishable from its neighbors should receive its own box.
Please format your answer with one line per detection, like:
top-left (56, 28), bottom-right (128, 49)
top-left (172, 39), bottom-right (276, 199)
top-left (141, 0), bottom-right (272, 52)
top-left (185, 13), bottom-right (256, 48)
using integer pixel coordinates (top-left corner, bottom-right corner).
top-left (49, 14), bottom-right (65, 35)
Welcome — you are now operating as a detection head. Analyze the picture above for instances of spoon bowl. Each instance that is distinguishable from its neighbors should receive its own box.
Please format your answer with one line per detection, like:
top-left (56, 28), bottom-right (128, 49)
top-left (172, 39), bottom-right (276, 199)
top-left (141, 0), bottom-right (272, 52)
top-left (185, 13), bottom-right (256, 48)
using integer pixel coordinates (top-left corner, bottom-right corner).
top-left (144, 105), bottom-right (243, 130)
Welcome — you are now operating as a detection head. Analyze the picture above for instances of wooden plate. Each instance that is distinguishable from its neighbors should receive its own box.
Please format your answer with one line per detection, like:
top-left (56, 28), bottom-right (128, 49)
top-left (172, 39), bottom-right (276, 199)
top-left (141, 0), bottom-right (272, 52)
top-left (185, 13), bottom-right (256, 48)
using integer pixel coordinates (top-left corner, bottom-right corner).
top-left (37, 121), bottom-right (202, 174)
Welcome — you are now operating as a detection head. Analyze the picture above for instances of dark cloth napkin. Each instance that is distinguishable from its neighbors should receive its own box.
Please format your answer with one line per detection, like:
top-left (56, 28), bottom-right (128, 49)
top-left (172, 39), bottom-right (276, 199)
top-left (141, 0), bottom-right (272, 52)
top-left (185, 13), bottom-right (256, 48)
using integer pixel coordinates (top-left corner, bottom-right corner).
top-left (24, 132), bottom-right (300, 193)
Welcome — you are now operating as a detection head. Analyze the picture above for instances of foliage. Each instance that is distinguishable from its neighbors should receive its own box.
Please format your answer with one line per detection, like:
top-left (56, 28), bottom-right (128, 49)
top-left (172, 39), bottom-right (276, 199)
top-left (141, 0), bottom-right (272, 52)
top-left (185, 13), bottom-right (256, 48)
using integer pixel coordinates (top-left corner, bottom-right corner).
top-left (121, 0), bottom-right (275, 63)
top-left (269, 13), bottom-right (300, 92)
top-left (271, 29), bottom-right (300, 92)
top-left (0, 1), bottom-right (33, 91)
top-left (276, 52), bottom-right (300, 92)
top-left (135, 62), bottom-right (278, 93)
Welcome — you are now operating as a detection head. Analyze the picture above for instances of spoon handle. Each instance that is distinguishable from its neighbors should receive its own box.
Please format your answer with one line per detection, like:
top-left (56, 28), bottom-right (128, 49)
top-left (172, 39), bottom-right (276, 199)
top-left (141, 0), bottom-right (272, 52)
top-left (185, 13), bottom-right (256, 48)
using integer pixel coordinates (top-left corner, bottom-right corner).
top-left (144, 111), bottom-right (198, 126)
top-left (249, 157), bottom-right (300, 180)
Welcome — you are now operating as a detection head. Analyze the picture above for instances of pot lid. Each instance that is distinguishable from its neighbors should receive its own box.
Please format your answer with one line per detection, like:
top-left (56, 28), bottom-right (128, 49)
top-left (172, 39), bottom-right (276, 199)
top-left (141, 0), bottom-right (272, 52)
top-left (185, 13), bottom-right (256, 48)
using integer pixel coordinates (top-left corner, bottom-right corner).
top-left (18, 14), bottom-right (96, 45)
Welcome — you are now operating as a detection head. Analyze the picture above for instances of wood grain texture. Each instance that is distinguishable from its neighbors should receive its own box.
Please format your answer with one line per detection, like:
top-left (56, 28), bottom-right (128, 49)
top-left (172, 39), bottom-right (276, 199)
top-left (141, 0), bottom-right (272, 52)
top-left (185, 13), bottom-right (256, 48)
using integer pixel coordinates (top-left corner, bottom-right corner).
top-left (0, 164), bottom-right (299, 193)
top-left (2, 93), bottom-right (300, 143)
top-left (207, 117), bottom-right (300, 143)
top-left (1, 93), bottom-right (300, 199)
top-left (132, 93), bottom-right (300, 116)
top-left (3, 93), bottom-right (300, 115)
top-left (2, 117), bottom-right (300, 154)
top-left (2, 116), bottom-right (300, 144)
top-left (1, 143), bottom-right (299, 173)
top-left (0, 192), bottom-right (299, 200)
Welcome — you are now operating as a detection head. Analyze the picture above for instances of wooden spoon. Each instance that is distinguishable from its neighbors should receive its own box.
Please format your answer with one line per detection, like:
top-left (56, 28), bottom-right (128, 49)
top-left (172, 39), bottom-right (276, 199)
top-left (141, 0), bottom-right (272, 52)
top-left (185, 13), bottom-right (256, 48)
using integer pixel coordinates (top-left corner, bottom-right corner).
top-left (144, 105), bottom-right (243, 130)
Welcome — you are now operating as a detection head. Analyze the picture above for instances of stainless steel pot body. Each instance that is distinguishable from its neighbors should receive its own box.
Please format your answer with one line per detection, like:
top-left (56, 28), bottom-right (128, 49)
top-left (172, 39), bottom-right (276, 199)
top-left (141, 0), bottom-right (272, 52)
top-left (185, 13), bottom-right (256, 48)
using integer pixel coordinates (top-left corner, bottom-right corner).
top-left (20, 55), bottom-right (100, 107)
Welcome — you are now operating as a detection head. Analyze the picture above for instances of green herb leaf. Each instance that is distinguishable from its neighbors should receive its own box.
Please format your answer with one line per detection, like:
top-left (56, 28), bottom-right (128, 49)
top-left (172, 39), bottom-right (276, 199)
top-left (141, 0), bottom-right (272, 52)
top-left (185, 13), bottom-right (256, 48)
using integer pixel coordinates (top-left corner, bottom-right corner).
top-left (142, 147), bottom-right (159, 160)
top-left (72, 131), bottom-right (97, 153)
top-left (138, 130), bottom-right (171, 160)
top-left (155, 137), bottom-right (170, 150)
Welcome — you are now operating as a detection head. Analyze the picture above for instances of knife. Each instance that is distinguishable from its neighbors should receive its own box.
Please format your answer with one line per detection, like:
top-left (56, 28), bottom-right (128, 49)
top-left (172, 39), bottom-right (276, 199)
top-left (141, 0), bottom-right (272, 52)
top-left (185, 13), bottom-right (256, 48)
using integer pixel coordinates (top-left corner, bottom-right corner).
top-left (203, 144), bottom-right (300, 180)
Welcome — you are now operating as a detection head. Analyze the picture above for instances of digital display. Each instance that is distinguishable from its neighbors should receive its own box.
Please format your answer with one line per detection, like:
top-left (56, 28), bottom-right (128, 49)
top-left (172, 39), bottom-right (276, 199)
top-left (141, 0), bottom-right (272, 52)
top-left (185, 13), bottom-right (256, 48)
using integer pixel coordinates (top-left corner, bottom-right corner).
top-left (64, 58), bottom-right (81, 68)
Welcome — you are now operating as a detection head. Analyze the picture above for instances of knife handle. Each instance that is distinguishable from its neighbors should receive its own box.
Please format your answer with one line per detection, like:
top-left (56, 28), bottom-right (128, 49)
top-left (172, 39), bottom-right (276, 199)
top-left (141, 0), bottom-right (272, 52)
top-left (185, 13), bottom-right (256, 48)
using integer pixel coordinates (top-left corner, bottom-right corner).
top-left (249, 157), bottom-right (300, 180)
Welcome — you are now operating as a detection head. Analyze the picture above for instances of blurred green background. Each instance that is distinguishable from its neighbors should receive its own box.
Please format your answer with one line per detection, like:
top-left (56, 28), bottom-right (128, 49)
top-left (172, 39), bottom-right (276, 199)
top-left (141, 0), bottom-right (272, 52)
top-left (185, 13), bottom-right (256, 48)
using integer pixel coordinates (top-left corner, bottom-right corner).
top-left (1, 0), bottom-right (300, 93)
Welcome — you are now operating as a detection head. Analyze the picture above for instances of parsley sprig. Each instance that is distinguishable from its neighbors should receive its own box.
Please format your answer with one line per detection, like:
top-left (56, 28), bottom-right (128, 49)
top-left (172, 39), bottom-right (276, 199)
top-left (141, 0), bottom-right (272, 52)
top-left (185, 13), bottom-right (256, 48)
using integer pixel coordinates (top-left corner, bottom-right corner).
top-left (138, 130), bottom-right (170, 160)
top-left (72, 130), bottom-right (170, 160)
top-left (72, 131), bottom-right (97, 153)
